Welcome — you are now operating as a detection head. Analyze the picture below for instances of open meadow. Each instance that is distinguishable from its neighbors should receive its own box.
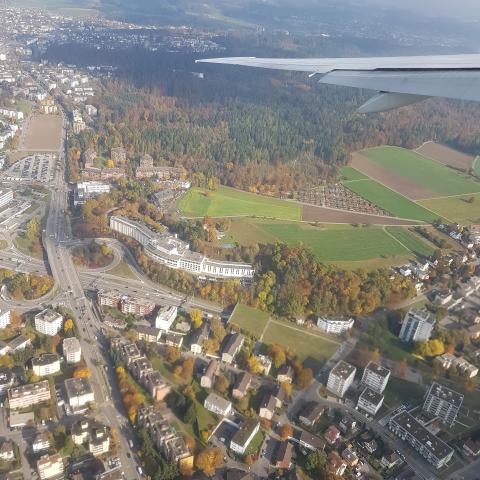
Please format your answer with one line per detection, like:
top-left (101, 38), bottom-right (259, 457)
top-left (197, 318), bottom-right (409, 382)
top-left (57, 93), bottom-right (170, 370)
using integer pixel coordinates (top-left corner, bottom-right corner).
top-left (177, 186), bottom-right (302, 220)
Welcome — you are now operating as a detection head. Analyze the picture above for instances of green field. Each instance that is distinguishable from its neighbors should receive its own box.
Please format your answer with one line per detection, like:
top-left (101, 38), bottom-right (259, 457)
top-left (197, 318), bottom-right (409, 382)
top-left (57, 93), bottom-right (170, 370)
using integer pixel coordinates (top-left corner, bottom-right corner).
top-left (383, 377), bottom-right (426, 408)
top-left (418, 194), bottom-right (480, 224)
top-left (262, 321), bottom-right (339, 371)
top-left (385, 227), bottom-right (436, 258)
top-left (344, 179), bottom-right (440, 222)
top-left (260, 223), bottom-right (409, 261)
top-left (474, 157), bottom-right (480, 176)
top-left (177, 186), bottom-right (302, 220)
top-left (339, 166), bottom-right (368, 181)
top-left (229, 303), bottom-right (270, 338)
top-left (362, 147), bottom-right (480, 196)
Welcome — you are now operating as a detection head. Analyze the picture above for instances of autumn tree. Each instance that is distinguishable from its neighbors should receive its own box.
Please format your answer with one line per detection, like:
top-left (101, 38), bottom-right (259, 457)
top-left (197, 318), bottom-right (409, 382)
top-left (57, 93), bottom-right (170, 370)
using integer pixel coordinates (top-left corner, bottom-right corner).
top-left (279, 424), bottom-right (293, 440)
top-left (268, 344), bottom-right (286, 369)
top-left (165, 346), bottom-right (180, 364)
top-left (189, 309), bottom-right (203, 329)
top-left (180, 357), bottom-right (195, 381)
top-left (398, 359), bottom-right (408, 379)
top-left (296, 367), bottom-right (313, 389)
top-left (247, 355), bottom-right (263, 375)
top-left (210, 317), bottom-right (226, 343)
top-left (64, 318), bottom-right (74, 332)
top-left (194, 447), bottom-right (223, 476)
top-left (214, 374), bottom-right (230, 394)
top-left (73, 366), bottom-right (91, 378)
top-left (414, 339), bottom-right (445, 358)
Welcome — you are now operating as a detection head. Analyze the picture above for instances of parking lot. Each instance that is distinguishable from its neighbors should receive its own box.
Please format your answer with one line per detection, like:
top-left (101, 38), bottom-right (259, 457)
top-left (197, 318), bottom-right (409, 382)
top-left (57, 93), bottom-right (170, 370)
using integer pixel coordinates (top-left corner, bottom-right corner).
top-left (4, 154), bottom-right (55, 183)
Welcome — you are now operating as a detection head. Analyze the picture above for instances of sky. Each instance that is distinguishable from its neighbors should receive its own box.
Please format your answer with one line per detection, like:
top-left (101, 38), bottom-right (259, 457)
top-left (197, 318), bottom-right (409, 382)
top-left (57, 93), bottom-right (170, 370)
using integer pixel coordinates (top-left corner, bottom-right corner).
top-left (358, 0), bottom-right (480, 21)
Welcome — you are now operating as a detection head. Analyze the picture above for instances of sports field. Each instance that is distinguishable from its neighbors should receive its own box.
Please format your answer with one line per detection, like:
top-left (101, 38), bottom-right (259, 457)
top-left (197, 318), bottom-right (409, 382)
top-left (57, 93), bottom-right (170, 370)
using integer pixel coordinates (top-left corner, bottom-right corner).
top-left (343, 178), bottom-right (440, 222)
top-left (177, 186), bottom-right (302, 220)
top-left (361, 147), bottom-right (480, 197)
top-left (229, 303), bottom-right (270, 338)
top-left (385, 227), bottom-right (436, 258)
top-left (418, 194), bottom-right (480, 224)
top-left (20, 114), bottom-right (63, 151)
top-left (262, 321), bottom-right (339, 370)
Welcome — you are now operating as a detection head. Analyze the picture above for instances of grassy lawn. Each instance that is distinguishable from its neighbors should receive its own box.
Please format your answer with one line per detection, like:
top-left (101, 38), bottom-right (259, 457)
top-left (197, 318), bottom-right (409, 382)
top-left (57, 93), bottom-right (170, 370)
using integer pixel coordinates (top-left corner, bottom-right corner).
top-left (14, 235), bottom-right (43, 259)
top-left (229, 303), bottom-right (270, 338)
top-left (106, 260), bottom-right (136, 279)
top-left (418, 194), bottom-right (480, 224)
top-left (474, 157), bottom-right (480, 176)
top-left (343, 179), bottom-right (439, 222)
top-left (383, 377), bottom-right (426, 408)
top-left (177, 186), bottom-right (302, 220)
top-left (385, 227), bottom-right (436, 258)
top-left (340, 166), bottom-right (368, 181)
top-left (260, 223), bottom-right (409, 261)
top-left (245, 430), bottom-right (265, 456)
top-left (195, 400), bottom-right (217, 433)
top-left (362, 147), bottom-right (480, 196)
top-left (261, 321), bottom-right (339, 371)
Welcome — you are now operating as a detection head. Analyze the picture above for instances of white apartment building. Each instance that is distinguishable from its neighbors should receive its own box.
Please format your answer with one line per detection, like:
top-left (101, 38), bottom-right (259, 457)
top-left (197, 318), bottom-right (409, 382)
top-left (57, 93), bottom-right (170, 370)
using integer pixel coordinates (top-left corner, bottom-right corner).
top-left (0, 190), bottom-right (13, 210)
top-left (34, 309), bottom-right (63, 336)
top-left (32, 354), bottom-right (61, 377)
top-left (357, 387), bottom-right (384, 416)
top-left (230, 418), bottom-right (260, 455)
top-left (110, 215), bottom-right (255, 279)
top-left (32, 433), bottom-right (50, 454)
top-left (155, 305), bottom-right (178, 331)
top-left (65, 377), bottom-right (95, 411)
top-left (8, 380), bottom-right (51, 410)
top-left (361, 361), bottom-right (391, 394)
top-left (73, 181), bottom-right (111, 206)
top-left (0, 310), bottom-right (10, 329)
top-left (37, 454), bottom-right (64, 480)
top-left (204, 393), bottom-right (232, 416)
top-left (399, 309), bottom-right (436, 343)
top-left (317, 317), bottom-right (354, 335)
top-left (327, 361), bottom-right (356, 398)
top-left (63, 337), bottom-right (82, 364)
top-left (423, 382), bottom-right (464, 427)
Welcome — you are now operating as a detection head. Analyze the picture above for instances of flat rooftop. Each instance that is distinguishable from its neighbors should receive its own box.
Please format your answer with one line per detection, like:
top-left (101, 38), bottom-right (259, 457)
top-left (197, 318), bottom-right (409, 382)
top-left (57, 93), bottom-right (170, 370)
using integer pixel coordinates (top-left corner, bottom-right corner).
top-left (330, 360), bottom-right (356, 380)
top-left (427, 382), bottom-right (464, 407)
top-left (364, 361), bottom-right (391, 379)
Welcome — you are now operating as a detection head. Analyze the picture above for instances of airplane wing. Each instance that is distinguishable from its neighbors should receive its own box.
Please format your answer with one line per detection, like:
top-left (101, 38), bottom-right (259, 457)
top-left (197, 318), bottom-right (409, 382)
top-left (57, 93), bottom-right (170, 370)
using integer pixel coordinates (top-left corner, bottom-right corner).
top-left (196, 54), bottom-right (480, 113)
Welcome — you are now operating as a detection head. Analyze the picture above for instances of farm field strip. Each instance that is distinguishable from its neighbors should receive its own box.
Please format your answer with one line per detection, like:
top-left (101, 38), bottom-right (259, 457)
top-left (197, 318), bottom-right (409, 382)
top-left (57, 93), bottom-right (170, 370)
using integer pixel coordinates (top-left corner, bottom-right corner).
top-left (415, 141), bottom-right (474, 171)
top-left (343, 178), bottom-right (440, 223)
top-left (361, 146), bottom-right (480, 197)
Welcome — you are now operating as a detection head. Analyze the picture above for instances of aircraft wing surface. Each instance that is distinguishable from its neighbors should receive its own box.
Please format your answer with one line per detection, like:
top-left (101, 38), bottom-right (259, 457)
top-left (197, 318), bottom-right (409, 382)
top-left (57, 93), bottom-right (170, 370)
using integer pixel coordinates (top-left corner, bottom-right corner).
top-left (197, 54), bottom-right (480, 112)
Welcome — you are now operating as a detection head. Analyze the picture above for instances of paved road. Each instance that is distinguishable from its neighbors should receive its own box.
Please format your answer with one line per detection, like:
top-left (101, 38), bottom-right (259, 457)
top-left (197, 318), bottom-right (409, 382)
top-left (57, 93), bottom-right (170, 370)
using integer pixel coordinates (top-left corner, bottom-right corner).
top-left (32, 111), bottom-right (140, 479)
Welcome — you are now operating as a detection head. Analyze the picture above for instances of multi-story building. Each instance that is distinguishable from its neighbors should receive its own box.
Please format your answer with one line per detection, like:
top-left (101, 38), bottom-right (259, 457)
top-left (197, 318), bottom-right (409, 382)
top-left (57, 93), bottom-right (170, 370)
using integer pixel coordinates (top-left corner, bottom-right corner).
top-left (357, 387), bottom-right (384, 416)
top-left (7, 334), bottom-right (30, 352)
top-left (230, 418), bottom-right (260, 455)
top-left (0, 309), bottom-right (10, 328)
top-left (423, 382), bottom-right (464, 427)
top-left (37, 454), bottom-right (64, 480)
top-left (361, 361), bottom-right (391, 394)
top-left (137, 406), bottom-right (193, 469)
top-left (0, 367), bottom-right (14, 396)
top-left (34, 309), bottom-right (63, 336)
top-left (63, 337), bottom-right (82, 364)
top-left (64, 377), bottom-right (95, 411)
top-left (31, 354), bottom-right (61, 377)
top-left (435, 353), bottom-right (478, 378)
top-left (388, 410), bottom-right (454, 468)
top-left (73, 182), bottom-right (111, 206)
top-left (135, 153), bottom-right (185, 180)
top-left (221, 333), bottom-right (244, 365)
top-left (317, 317), bottom-right (354, 335)
top-left (110, 216), bottom-right (255, 279)
top-left (399, 309), bottom-right (436, 343)
top-left (120, 297), bottom-right (155, 316)
top-left (200, 359), bottom-right (217, 389)
top-left (204, 393), bottom-right (232, 417)
top-left (154, 305), bottom-right (178, 331)
top-left (97, 289), bottom-right (121, 308)
top-left (133, 325), bottom-right (162, 343)
top-left (8, 380), bottom-right (51, 410)
top-left (327, 361), bottom-right (356, 398)
top-left (190, 323), bottom-right (209, 354)
top-left (32, 432), bottom-right (50, 454)
top-left (71, 419), bottom-right (110, 456)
